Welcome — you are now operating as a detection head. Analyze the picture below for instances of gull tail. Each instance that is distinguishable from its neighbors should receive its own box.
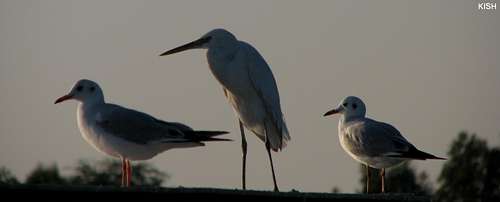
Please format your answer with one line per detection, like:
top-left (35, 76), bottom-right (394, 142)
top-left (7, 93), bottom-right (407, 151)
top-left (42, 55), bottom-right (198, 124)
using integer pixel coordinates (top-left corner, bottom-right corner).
top-left (387, 147), bottom-right (446, 160)
top-left (185, 131), bottom-right (232, 142)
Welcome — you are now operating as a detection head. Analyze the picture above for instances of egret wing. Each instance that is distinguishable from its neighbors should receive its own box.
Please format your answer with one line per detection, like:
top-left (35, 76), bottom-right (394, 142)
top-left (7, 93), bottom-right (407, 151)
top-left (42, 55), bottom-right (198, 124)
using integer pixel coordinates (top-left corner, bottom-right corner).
top-left (240, 41), bottom-right (290, 150)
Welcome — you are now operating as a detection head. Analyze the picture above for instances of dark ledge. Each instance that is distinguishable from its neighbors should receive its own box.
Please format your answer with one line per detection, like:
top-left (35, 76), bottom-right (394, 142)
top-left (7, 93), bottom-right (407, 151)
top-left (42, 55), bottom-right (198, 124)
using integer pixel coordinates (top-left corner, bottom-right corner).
top-left (0, 184), bottom-right (430, 202)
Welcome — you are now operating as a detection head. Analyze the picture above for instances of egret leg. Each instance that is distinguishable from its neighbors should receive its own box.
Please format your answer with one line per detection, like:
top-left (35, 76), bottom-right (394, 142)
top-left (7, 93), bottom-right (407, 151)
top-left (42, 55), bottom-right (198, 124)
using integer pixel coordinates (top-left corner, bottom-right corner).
top-left (126, 159), bottom-right (131, 187)
top-left (121, 158), bottom-right (126, 187)
top-left (366, 164), bottom-right (370, 193)
top-left (239, 121), bottom-right (247, 190)
top-left (380, 168), bottom-right (385, 193)
top-left (265, 137), bottom-right (279, 192)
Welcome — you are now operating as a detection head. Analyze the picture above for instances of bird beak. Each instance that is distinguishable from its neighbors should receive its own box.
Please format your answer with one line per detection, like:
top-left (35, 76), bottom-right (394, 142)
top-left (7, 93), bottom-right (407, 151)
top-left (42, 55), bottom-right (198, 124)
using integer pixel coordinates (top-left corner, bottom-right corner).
top-left (159, 36), bottom-right (212, 56)
top-left (54, 94), bottom-right (73, 104)
top-left (323, 107), bottom-right (341, 117)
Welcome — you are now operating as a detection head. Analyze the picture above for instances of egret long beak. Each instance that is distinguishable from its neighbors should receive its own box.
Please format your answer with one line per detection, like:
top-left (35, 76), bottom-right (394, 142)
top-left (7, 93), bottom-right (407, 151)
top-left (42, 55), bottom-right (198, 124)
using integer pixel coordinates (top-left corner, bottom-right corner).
top-left (159, 37), bottom-right (212, 56)
top-left (54, 94), bottom-right (73, 104)
top-left (323, 107), bottom-right (342, 117)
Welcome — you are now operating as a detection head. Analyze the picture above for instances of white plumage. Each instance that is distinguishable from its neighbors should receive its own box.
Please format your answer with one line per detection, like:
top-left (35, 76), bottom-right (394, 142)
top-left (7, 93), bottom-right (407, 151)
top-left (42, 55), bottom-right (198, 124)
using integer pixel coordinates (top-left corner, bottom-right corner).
top-left (55, 79), bottom-right (230, 187)
top-left (324, 96), bottom-right (444, 193)
top-left (161, 28), bottom-right (290, 191)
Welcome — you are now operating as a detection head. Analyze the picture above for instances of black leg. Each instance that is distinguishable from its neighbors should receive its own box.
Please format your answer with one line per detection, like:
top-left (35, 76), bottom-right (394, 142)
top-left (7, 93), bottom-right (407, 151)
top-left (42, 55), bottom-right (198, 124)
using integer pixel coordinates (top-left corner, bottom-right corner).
top-left (265, 137), bottom-right (279, 192)
top-left (239, 121), bottom-right (247, 190)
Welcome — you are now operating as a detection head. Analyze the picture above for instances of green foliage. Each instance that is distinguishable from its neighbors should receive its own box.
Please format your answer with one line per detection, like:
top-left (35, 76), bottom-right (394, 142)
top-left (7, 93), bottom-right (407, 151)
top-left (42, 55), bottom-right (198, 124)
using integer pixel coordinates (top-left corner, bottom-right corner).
top-left (356, 162), bottom-right (432, 195)
top-left (22, 159), bottom-right (168, 186)
top-left (434, 132), bottom-right (500, 202)
top-left (0, 167), bottom-right (19, 185)
top-left (68, 159), bottom-right (168, 186)
top-left (331, 186), bottom-right (341, 193)
top-left (25, 163), bottom-right (67, 185)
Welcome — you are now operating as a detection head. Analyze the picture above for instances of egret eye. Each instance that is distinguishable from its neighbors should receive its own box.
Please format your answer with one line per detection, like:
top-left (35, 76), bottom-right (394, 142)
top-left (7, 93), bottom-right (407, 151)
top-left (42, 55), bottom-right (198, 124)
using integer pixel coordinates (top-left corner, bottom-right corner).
top-left (89, 86), bottom-right (95, 92)
top-left (352, 103), bottom-right (358, 109)
top-left (76, 86), bottom-right (83, 92)
top-left (343, 103), bottom-right (348, 107)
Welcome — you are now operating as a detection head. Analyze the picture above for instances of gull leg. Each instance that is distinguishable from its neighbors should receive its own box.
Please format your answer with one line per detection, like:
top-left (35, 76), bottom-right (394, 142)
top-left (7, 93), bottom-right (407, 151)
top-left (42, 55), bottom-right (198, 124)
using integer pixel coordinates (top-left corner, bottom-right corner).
top-left (126, 159), bottom-right (131, 187)
top-left (366, 164), bottom-right (370, 193)
top-left (239, 121), bottom-right (247, 190)
top-left (121, 158), bottom-right (126, 187)
top-left (265, 136), bottom-right (279, 192)
top-left (380, 168), bottom-right (385, 193)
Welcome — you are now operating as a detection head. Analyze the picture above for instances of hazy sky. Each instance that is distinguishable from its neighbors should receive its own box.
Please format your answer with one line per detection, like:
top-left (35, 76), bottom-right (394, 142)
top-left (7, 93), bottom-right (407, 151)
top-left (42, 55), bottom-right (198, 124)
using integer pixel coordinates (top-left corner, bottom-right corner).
top-left (0, 0), bottom-right (499, 193)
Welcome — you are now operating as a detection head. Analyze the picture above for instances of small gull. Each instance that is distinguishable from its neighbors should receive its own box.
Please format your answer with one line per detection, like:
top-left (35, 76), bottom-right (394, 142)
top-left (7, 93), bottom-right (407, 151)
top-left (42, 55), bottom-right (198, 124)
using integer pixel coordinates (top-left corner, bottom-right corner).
top-left (55, 79), bottom-right (231, 187)
top-left (324, 96), bottom-right (444, 193)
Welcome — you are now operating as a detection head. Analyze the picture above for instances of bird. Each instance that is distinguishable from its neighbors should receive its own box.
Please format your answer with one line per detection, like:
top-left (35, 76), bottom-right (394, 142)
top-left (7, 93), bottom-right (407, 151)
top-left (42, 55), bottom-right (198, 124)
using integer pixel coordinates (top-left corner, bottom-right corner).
top-left (159, 28), bottom-right (290, 191)
top-left (323, 96), bottom-right (444, 193)
top-left (54, 79), bottom-right (231, 187)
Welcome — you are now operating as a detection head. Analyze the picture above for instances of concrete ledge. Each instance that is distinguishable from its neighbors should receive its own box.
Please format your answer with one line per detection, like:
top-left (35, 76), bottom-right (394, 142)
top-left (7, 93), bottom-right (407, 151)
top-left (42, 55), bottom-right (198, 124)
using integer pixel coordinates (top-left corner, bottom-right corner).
top-left (0, 184), bottom-right (430, 202)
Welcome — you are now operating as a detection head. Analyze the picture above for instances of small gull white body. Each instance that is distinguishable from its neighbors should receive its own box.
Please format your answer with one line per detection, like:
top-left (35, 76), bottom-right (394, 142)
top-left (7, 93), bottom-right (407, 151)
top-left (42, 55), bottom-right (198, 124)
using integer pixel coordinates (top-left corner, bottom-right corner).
top-left (324, 96), bottom-right (444, 193)
top-left (55, 79), bottom-right (230, 187)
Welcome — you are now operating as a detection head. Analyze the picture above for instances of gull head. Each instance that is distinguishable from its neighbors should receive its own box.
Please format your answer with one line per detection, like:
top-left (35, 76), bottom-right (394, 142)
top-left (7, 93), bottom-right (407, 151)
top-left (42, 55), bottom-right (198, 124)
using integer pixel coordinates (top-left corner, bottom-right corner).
top-left (159, 28), bottom-right (237, 56)
top-left (54, 79), bottom-right (104, 105)
top-left (323, 96), bottom-right (366, 119)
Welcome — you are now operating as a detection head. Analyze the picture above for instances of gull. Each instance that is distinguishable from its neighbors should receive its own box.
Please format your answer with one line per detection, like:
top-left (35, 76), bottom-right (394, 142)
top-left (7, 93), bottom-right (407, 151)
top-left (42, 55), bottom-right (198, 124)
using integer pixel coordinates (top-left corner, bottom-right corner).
top-left (55, 79), bottom-right (231, 187)
top-left (159, 28), bottom-right (290, 191)
top-left (323, 96), bottom-right (444, 193)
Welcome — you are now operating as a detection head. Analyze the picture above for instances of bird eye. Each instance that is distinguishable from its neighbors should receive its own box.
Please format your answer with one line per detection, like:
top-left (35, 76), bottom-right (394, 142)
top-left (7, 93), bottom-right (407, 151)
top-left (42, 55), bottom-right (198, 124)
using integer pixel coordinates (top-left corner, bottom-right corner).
top-left (343, 103), bottom-right (348, 107)
top-left (76, 86), bottom-right (83, 92)
top-left (352, 103), bottom-right (358, 109)
top-left (89, 86), bottom-right (95, 92)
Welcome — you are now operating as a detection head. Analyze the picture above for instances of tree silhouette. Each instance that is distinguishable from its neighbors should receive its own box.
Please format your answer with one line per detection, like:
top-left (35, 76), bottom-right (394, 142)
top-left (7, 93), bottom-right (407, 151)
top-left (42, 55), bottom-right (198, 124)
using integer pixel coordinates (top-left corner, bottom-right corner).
top-left (434, 132), bottom-right (500, 202)
top-left (25, 163), bottom-right (68, 185)
top-left (23, 159), bottom-right (168, 186)
top-left (69, 159), bottom-right (168, 186)
top-left (357, 162), bottom-right (432, 194)
top-left (0, 167), bottom-right (19, 185)
top-left (331, 186), bottom-right (341, 193)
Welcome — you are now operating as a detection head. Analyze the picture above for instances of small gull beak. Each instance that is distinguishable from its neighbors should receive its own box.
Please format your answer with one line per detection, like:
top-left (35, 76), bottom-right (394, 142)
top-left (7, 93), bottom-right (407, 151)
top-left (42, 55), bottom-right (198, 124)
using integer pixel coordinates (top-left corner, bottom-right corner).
top-left (323, 108), bottom-right (341, 117)
top-left (159, 37), bottom-right (212, 56)
top-left (54, 94), bottom-right (73, 104)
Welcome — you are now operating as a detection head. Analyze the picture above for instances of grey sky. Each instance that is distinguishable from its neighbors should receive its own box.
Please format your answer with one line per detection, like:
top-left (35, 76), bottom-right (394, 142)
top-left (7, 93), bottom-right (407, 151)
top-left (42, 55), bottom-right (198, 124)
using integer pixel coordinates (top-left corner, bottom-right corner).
top-left (0, 0), bottom-right (499, 192)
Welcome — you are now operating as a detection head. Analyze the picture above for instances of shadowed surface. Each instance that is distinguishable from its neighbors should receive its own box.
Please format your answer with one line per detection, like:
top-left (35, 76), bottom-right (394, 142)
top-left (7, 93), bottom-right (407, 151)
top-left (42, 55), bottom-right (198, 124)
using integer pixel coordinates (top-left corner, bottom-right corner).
top-left (0, 184), bottom-right (430, 202)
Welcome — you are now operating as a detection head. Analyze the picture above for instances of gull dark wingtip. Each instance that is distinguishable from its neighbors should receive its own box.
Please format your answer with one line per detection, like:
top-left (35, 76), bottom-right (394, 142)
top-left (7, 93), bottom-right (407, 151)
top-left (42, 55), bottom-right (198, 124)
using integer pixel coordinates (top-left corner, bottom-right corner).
top-left (206, 137), bottom-right (233, 142)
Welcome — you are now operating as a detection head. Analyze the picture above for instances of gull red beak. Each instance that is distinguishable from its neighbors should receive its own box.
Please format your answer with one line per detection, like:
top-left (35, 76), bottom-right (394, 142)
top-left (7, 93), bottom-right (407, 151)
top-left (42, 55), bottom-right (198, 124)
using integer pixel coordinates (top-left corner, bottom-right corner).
top-left (323, 108), bottom-right (340, 117)
top-left (54, 94), bottom-right (73, 104)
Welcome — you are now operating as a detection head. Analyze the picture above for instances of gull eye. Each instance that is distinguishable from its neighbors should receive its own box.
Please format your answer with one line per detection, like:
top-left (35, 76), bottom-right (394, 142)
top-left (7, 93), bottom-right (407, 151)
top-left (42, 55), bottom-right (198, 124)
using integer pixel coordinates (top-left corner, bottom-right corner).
top-left (89, 86), bottom-right (95, 92)
top-left (342, 103), bottom-right (348, 107)
top-left (76, 86), bottom-right (83, 92)
top-left (352, 103), bottom-right (358, 109)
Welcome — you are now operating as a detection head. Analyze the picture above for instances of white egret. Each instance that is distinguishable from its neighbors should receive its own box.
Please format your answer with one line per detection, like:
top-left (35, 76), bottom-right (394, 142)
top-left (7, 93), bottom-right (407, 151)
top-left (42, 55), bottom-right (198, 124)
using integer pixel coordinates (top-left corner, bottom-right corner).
top-left (160, 29), bottom-right (290, 191)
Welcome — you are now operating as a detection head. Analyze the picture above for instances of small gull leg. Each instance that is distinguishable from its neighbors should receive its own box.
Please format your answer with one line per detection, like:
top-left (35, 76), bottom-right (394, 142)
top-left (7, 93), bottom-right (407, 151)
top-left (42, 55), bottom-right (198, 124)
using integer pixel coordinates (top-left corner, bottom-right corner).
top-left (380, 168), bottom-right (385, 193)
top-left (121, 158), bottom-right (126, 187)
top-left (125, 159), bottom-right (131, 187)
top-left (366, 164), bottom-right (370, 193)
